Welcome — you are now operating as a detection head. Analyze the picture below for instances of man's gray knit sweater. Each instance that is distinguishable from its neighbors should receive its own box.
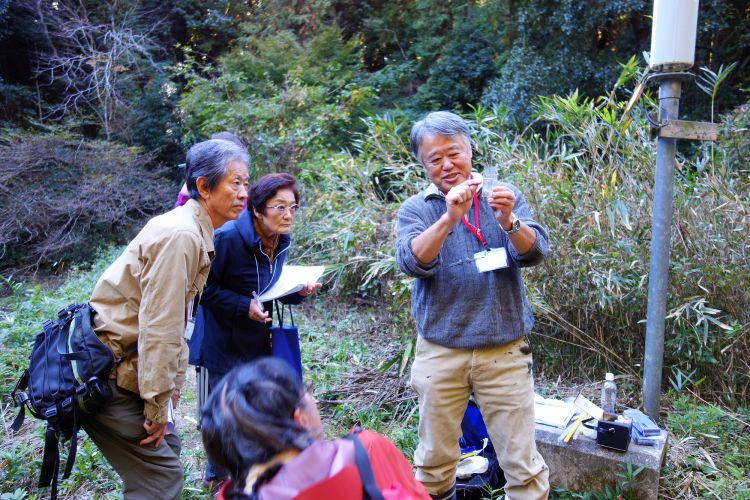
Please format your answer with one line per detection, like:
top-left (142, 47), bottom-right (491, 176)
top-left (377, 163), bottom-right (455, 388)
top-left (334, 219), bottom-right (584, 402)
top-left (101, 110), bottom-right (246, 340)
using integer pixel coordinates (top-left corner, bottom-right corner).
top-left (395, 181), bottom-right (549, 349)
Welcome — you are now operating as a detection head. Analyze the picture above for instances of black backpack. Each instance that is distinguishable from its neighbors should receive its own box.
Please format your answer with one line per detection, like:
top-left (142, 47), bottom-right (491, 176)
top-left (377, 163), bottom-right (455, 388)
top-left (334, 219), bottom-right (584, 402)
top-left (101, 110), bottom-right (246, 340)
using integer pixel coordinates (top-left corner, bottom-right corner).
top-left (10, 302), bottom-right (116, 499)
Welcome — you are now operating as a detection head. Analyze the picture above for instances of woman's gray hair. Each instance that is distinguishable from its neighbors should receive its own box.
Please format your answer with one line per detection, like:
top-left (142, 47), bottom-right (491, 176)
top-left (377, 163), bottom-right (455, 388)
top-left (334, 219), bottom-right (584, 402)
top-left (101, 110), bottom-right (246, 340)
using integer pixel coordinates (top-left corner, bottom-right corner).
top-left (410, 111), bottom-right (472, 164)
top-left (185, 139), bottom-right (250, 200)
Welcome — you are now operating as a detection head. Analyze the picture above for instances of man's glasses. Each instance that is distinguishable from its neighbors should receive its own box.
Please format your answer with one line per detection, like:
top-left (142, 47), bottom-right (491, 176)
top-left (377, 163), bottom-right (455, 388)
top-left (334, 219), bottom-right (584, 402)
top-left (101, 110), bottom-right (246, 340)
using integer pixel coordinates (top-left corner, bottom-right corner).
top-left (265, 204), bottom-right (300, 215)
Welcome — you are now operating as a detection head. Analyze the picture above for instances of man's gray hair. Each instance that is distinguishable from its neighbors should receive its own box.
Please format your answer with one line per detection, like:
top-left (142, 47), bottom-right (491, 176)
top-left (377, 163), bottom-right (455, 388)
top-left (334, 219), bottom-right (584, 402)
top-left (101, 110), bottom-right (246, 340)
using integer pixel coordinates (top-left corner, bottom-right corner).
top-left (186, 139), bottom-right (250, 200)
top-left (410, 111), bottom-right (472, 163)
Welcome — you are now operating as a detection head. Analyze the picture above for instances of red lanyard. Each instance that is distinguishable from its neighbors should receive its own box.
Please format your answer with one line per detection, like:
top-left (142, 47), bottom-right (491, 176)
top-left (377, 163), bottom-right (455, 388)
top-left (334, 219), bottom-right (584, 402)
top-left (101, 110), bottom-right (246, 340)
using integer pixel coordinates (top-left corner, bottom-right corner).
top-left (460, 192), bottom-right (489, 249)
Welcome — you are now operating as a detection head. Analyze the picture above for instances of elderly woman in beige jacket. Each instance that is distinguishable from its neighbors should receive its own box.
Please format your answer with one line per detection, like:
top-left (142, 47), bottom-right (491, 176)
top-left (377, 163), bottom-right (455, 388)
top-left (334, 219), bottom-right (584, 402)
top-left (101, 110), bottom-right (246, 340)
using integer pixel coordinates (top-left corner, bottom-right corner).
top-left (84, 138), bottom-right (249, 499)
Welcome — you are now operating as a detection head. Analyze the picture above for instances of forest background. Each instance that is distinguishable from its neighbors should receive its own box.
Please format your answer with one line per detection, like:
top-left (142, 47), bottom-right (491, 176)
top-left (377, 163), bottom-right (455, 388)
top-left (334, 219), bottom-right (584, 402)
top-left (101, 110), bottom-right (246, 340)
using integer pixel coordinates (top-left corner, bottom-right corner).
top-left (1, 0), bottom-right (749, 498)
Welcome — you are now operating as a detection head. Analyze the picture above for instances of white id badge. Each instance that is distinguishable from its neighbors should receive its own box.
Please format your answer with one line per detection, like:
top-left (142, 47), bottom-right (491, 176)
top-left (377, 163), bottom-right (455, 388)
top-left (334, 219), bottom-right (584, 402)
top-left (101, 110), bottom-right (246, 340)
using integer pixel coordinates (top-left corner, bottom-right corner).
top-left (474, 247), bottom-right (509, 273)
top-left (183, 319), bottom-right (195, 341)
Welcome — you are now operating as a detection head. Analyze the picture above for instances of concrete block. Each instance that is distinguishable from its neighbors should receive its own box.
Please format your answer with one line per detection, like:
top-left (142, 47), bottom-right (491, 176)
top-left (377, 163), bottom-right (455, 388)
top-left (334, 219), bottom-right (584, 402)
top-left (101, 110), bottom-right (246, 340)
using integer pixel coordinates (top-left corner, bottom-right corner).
top-left (535, 422), bottom-right (669, 499)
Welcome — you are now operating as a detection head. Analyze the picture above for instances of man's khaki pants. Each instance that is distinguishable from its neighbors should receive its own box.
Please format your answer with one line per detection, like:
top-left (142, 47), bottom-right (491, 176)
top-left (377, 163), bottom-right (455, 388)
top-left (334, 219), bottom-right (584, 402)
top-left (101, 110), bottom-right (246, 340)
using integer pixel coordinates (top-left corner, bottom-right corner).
top-left (82, 381), bottom-right (183, 500)
top-left (411, 336), bottom-right (549, 500)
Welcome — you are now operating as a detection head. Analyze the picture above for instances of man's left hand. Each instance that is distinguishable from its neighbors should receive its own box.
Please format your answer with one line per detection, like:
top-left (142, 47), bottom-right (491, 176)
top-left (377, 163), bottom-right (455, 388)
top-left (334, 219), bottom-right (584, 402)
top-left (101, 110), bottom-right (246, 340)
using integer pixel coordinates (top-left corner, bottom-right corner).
top-left (487, 185), bottom-right (516, 229)
top-left (141, 419), bottom-right (167, 448)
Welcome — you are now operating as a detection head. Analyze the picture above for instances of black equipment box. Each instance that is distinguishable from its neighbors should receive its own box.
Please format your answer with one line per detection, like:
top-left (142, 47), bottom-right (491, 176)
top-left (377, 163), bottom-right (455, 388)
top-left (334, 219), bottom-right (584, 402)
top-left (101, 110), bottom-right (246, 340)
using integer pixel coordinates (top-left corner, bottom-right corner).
top-left (596, 419), bottom-right (632, 452)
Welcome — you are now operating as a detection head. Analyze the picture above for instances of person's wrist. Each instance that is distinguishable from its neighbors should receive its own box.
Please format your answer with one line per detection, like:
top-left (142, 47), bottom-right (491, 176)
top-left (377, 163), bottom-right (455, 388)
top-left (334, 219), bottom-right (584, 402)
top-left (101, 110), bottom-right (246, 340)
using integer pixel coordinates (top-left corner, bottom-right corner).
top-left (500, 213), bottom-right (521, 234)
top-left (441, 212), bottom-right (460, 226)
top-left (499, 217), bottom-right (511, 231)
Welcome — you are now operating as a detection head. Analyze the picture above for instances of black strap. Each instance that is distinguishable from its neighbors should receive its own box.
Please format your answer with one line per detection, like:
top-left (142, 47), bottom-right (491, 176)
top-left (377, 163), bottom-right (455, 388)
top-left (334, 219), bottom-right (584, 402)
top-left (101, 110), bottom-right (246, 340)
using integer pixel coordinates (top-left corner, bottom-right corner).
top-left (582, 417), bottom-right (598, 429)
top-left (55, 303), bottom-right (81, 357)
top-left (61, 411), bottom-right (78, 480)
top-left (344, 433), bottom-right (384, 500)
top-left (39, 424), bottom-right (79, 498)
top-left (10, 369), bottom-right (29, 432)
top-left (39, 426), bottom-right (59, 492)
top-left (274, 302), bottom-right (295, 328)
top-left (10, 404), bottom-right (25, 432)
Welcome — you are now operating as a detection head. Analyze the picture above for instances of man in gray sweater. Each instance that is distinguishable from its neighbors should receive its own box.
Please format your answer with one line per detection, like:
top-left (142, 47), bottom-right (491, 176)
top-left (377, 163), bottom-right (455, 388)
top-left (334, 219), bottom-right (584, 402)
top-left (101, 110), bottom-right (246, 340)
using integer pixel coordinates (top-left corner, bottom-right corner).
top-left (395, 111), bottom-right (550, 500)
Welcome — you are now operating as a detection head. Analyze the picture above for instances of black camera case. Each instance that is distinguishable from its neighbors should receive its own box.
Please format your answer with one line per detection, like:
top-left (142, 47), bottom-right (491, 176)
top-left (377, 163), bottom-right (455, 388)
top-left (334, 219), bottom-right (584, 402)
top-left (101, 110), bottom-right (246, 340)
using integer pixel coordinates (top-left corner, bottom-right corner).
top-left (596, 419), bottom-right (631, 452)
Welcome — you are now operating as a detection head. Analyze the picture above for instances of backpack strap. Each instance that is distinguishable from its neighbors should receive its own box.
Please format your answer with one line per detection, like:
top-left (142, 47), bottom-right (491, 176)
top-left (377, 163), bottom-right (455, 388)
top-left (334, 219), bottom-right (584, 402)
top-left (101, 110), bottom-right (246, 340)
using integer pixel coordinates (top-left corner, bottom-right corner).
top-left (61, 411), bottom-right (79, 480)
top-left (56, 303), bottom-right (89, 361)
top-left (39, 425), bottom-right (60, 496)
top-left (39, 413), bottom-right (80, 500)
top-left (344, 432), bottom-right (384, 500)
top-left (10, 369), bottom-right (30, 432)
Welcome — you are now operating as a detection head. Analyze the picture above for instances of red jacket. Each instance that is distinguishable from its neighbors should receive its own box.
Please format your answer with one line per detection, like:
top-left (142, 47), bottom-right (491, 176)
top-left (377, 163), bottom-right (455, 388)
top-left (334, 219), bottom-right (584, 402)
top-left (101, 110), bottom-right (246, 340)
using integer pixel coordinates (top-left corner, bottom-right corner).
top-left (217, 430), bottom-right (429, 500)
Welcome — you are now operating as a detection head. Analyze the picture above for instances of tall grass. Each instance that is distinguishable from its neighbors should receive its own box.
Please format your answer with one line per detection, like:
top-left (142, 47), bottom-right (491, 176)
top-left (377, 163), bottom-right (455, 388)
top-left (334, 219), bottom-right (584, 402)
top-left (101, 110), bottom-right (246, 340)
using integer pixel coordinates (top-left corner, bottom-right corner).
top-left (293, 63), bottom-right (750, 405)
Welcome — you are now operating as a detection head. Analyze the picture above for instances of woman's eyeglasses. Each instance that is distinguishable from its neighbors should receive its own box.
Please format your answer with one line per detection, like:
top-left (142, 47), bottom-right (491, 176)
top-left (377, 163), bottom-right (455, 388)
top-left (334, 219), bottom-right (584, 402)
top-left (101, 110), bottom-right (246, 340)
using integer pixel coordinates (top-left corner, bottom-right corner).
top-left (265, 204), bottom-right (300, 215)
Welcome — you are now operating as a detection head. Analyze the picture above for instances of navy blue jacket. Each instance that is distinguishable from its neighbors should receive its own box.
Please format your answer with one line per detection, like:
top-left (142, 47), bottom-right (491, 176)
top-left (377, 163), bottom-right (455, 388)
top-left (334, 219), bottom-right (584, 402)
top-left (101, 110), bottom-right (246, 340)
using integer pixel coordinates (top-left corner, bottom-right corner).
top-left (188, 209), bottom-right (304, 375)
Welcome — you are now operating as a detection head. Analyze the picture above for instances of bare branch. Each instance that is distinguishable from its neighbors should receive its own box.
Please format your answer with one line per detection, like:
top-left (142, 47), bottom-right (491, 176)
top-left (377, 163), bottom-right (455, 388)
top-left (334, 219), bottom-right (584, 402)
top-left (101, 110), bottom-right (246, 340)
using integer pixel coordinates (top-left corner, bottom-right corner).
top-left (31, 0), bottom-right (165, 139)
top-left (0, 132), bottom-right (172, 274)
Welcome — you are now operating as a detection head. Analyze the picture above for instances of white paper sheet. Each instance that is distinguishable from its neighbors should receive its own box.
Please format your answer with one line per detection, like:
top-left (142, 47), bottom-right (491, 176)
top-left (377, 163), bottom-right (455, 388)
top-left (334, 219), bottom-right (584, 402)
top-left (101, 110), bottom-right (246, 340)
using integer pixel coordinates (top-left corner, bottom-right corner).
top-left (534, 394), bottom-right (577, 428)
top-left (257, 265), bottom-right (325, 302)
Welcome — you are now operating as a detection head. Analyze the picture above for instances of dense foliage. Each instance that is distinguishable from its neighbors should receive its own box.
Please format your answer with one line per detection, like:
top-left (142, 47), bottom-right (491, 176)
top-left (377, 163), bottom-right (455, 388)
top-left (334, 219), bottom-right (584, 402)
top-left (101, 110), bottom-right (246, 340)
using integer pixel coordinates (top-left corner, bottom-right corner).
top-left (1, 2), bottom-right (750, 497)
top-left (2, 1), bottom-right (749, 151)
top-left (177, 25), bottom-right (371, 175)
top-left (289, 63), bottom-right (750, 405)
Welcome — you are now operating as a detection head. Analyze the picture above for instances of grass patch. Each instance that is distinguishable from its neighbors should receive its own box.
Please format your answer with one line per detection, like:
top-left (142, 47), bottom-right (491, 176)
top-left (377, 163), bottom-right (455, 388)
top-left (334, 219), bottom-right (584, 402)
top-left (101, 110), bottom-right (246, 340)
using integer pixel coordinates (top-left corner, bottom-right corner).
top-left (3, 263), bottom-right (750, 498)
top-left (662, 393), bottom-right (750, 499)
top-left (1, 247), bottom-right (124, 497)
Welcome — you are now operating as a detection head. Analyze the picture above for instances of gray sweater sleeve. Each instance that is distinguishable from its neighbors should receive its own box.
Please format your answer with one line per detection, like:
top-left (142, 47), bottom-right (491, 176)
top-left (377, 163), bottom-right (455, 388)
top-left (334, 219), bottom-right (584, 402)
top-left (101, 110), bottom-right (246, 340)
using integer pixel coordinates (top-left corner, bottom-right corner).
top-left (504, 185), bottom-right (549, 267)
top-left (395, 195), bottom-right (441, 278)
top-left (394, 183), bottom-right (547, 348)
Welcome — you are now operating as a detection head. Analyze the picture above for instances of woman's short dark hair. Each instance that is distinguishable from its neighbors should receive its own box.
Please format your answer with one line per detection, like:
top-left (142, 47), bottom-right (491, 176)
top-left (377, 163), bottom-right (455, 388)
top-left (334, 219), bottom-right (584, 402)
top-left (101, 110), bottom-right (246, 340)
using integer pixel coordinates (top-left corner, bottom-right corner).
top-left (185, 139), bottom-right (249, 200)
top-left (249, 173), bottom-right (299, 216)
top-left (201, 358), bottom-right (312, 494)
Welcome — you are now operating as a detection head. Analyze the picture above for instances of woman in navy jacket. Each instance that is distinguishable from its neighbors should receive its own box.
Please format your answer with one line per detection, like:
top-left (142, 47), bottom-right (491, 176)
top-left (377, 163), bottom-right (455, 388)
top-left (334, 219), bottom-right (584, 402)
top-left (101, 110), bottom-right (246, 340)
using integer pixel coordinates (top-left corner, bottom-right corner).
top-left (189, 173), bottom-right (320, 485)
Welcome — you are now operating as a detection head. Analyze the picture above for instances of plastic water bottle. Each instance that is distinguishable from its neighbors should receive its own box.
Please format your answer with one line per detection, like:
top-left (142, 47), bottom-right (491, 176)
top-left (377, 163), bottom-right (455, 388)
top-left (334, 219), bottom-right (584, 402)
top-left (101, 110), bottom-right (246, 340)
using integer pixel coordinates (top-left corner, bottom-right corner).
top-left (601, 372), bottom-right (617, 415)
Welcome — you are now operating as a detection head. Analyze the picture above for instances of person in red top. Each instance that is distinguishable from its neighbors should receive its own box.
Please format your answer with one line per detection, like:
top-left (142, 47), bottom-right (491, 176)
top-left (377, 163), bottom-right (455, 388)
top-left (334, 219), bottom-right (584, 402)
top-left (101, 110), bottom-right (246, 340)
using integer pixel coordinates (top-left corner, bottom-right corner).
top-left (201, 358), bottom-right (430, 500)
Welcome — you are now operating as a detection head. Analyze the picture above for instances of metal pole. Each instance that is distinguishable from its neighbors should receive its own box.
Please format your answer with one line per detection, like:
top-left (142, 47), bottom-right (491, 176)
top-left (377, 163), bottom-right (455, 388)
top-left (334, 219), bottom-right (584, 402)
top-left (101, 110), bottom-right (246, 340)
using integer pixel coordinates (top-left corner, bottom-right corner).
top-left (643, 78), bottom-right (682, 418)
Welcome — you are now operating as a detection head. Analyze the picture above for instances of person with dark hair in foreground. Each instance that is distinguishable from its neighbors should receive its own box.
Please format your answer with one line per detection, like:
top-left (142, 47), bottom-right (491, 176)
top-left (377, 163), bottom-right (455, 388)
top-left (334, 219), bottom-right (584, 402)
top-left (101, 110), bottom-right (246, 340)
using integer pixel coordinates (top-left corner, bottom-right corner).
top-left (84, 138), bottom-right (249, 499)
top-left (190, 173), bottom-right (322, 486)
top-left (201, 357), bottom-right (430, 500)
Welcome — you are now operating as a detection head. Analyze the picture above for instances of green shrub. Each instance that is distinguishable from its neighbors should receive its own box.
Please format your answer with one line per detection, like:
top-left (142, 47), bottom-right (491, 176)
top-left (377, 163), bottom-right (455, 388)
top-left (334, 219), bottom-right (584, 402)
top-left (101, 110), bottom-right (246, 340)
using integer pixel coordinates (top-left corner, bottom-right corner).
top-left (663, 395), bottom-right (750, 498)
top-left (292, 68), bottom-right (750, 401)
top-left (177, 25), bottom-right (373, 177)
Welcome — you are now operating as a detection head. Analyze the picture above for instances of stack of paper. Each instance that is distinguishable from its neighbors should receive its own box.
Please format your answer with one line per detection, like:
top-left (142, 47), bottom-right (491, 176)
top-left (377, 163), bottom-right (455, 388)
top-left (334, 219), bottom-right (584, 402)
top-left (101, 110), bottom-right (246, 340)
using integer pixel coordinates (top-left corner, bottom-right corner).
top-left (257, 265), bottom-right (325, 302)
top-left (534, 394), bottom-right (577, 428)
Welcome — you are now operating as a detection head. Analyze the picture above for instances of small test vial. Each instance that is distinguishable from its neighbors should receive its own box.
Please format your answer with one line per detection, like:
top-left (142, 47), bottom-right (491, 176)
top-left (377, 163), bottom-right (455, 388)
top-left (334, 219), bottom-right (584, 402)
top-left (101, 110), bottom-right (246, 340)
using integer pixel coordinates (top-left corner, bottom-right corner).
top-left (482, 166), bottom-right (498, 198)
